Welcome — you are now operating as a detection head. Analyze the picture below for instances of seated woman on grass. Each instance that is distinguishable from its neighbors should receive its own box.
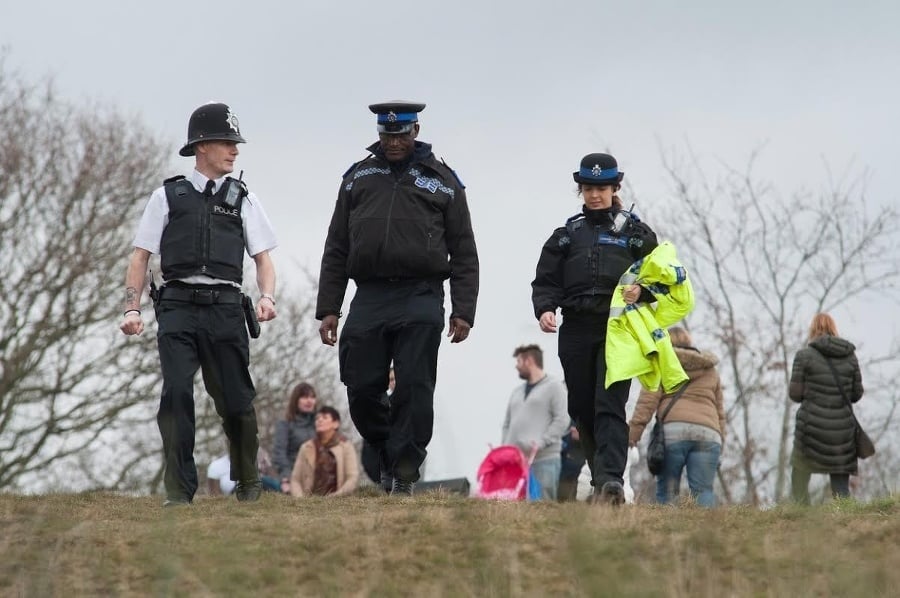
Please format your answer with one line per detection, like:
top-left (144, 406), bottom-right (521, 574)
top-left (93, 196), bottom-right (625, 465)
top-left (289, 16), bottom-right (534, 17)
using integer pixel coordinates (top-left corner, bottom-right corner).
top-left (289, 406), bottom-right (359, 497)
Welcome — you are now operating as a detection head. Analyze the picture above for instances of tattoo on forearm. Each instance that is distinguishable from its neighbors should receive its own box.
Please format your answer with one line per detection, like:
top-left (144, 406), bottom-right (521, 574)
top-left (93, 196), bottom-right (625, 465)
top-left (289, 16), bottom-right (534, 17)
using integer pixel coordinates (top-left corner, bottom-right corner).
top-left (125, 286), bottom-right (138, 308)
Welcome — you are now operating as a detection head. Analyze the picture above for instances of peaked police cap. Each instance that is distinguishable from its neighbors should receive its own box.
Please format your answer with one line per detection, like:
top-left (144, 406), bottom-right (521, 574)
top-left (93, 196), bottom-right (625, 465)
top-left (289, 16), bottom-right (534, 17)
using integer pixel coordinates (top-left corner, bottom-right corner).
top-left (369, 100), bottom-right (426, 134)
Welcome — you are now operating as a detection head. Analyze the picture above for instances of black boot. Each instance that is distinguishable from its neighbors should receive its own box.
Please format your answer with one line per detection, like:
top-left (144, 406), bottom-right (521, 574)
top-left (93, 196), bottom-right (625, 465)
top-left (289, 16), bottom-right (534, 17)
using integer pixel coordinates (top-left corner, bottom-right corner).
top-left (391, 478), bottom-right (414, 496)
top-left (235, 480), bottom-right (262, 502)
top-left (595, 481), bottom-right (625, 506)
top-left (379, 447), bottom-right (393, 494)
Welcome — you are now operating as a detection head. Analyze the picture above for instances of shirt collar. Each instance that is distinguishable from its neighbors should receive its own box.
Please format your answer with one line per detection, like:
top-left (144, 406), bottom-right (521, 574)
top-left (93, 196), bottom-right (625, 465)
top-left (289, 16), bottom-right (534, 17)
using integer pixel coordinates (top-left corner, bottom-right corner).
top-left (190, 170), bottom-right (226, 194)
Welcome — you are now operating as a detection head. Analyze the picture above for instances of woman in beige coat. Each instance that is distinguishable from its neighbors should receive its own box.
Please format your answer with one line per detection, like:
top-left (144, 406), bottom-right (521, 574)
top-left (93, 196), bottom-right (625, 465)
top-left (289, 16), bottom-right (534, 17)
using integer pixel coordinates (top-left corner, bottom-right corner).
top-left (290, 406), bottom-right (359, 497)
top-left (629, 327), bottom-right (725, 506)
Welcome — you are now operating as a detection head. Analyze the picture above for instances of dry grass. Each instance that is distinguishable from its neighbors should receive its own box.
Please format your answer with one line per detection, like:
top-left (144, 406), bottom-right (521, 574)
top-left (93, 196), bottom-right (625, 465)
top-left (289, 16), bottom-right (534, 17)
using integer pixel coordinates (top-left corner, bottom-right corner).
top-left (1, 491), bottom-right (897, 597)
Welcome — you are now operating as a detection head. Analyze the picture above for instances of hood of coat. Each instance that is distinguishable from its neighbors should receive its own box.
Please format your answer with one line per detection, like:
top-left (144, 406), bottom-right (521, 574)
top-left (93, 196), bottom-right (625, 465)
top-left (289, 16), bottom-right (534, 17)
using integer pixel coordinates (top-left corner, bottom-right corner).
top-left (675, 346), bottom-right (719, 372)
top-left (808, 335), bottom-right (856, 359)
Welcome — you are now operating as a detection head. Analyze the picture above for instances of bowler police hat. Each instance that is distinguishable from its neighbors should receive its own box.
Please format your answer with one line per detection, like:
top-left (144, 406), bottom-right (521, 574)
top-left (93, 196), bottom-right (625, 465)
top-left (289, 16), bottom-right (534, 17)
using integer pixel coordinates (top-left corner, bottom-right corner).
top-left (573, 153), bottom-right (625, 186)
top-left (179, 102), bottom-right (247, 157)
top-left (369, 100), bottom-right (426, 134)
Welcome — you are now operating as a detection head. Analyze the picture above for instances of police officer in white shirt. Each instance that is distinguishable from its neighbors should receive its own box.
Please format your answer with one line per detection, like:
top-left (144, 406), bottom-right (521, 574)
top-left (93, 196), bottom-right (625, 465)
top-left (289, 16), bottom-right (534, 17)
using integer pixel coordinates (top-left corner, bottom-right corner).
top-left (120, 102), bottom-right (277, 506)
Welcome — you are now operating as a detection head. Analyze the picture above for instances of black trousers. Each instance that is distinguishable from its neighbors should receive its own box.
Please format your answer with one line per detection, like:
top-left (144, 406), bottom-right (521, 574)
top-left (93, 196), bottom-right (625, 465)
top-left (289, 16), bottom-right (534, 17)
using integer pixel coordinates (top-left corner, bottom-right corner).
top-left (339, 279), bottom-right (444, 483)
top-left (557, 312), bottom-right (631, 488)
top-left (156, 298), bottom-right (258, 500)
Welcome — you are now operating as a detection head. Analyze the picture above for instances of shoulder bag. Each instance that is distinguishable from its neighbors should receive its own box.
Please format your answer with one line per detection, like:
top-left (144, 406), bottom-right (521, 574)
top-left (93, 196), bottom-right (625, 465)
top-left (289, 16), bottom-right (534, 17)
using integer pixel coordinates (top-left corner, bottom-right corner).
top-left (646, 380), bottom-right (692, 475)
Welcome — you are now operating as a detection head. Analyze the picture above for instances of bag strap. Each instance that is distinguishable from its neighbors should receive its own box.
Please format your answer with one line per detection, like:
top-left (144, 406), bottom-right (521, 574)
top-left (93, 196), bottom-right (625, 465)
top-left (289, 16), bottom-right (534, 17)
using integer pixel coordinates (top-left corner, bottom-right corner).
top-left (657, 380), bottom-right (692, 424)
top-left (810, 347), bottom-right (857, 417)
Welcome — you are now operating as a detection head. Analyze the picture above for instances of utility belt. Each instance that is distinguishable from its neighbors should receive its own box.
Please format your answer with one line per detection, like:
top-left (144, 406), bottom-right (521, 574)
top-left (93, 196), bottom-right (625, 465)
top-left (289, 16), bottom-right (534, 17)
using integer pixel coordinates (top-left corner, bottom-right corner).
top-left (356, 275), bottom-right (444, 287)
top-left (149, 279), bottom-right (260, 338)
top-left (158, 285), bottom-right (242, 305)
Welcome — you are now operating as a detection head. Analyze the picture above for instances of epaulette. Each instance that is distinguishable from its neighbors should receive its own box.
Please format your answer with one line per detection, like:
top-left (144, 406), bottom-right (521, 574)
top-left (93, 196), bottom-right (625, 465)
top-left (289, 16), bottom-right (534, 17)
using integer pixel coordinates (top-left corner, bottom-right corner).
top-left (565, 212), bottom-right (585, 233)
top-left (440, 158), bottom-right (465, 189)
top-left (342, 155), bottom-right (371, 179)
top-left (163, 175), bottom-right (186, 184)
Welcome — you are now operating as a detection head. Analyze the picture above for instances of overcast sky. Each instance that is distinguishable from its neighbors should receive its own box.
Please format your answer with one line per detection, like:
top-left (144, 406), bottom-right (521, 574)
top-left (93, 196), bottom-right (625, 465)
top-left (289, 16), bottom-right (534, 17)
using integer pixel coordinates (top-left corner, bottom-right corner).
top-left (3, 0), bottom-right (898, 484)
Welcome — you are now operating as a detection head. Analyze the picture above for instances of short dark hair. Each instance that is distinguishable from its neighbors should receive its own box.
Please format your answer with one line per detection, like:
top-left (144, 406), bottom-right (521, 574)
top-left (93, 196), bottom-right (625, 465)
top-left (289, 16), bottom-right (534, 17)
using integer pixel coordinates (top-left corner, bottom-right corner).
top-left (512, 344), bottom-right (543, 369)
top-left (317, 405), bottom-right (341, 422)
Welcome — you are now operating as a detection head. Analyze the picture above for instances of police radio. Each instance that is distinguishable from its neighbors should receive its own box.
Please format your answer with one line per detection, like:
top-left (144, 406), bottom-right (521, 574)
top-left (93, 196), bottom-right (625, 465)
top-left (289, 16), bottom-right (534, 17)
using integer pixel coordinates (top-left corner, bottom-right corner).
top-left (223, 170), bottom-right (248, 207)
top-left (611, 203), bottom-right (636, 234)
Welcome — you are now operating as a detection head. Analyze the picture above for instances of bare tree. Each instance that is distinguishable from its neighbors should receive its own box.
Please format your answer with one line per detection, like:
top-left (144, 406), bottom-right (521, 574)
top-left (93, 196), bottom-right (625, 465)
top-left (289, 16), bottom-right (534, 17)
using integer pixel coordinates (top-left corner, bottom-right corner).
top-left (654, 144), bottom-right (900, 503)
top-left (0, 62), bottom-right (170, 491)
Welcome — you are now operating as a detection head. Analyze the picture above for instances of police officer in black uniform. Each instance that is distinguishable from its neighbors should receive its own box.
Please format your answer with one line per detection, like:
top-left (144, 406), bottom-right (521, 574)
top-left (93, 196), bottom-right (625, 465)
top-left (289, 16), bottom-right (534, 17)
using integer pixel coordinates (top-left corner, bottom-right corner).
top-left (317, 101), bottom-right (479, 495)
top-left (121, 102), bottom-right (278, 506)
top-left (532, 153), bottom-right (657, 505)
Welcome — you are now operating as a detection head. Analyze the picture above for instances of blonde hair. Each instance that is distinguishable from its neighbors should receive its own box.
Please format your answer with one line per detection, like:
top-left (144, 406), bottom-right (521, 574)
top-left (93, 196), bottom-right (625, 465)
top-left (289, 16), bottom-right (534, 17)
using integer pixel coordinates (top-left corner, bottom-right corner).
top-left (808, 313), bottom-right (838, 341)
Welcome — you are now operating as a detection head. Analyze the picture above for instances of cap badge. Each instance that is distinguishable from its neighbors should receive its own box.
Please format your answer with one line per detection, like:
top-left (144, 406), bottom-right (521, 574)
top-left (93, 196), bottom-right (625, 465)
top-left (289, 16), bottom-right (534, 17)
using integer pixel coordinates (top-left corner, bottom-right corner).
top-left (225, 108), bottom-right (241, 134)
top-left (387, 111), bottom-right (397, 123)
top-left (591, 164), bottom-right (602, 176)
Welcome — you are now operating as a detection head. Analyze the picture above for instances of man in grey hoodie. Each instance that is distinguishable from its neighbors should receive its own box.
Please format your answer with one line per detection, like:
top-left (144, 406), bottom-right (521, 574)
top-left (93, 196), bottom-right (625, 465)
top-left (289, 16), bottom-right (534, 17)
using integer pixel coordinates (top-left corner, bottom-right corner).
top-left (501, 344), bottom-right (570, 500)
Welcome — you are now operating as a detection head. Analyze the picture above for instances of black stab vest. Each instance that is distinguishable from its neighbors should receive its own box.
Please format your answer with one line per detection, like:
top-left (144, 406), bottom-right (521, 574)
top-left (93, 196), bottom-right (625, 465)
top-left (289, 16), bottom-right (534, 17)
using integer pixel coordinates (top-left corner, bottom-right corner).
top-left (160, 178), bottom-right (245, 283)
top-left (562, 215), bottom-right (635, 301)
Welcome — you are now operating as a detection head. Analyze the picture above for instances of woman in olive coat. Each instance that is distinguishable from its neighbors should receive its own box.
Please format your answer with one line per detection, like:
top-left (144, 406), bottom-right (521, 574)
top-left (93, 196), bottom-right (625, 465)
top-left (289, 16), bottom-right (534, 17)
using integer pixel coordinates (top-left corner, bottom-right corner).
top-left (789, 313), bottom-right (864, 504)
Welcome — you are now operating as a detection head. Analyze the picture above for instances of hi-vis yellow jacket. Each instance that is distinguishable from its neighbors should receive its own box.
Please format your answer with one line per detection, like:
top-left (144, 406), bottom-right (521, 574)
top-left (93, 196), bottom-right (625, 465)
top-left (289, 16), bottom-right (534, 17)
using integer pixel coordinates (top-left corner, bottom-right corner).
top-left (604, 242), bottom-right (694, 392)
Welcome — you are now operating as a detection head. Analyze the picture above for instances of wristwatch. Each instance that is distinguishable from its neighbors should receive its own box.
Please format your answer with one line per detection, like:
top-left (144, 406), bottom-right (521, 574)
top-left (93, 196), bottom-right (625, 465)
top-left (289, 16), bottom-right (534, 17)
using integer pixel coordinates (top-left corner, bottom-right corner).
top-left (260, 293), bottom-right (276, 305)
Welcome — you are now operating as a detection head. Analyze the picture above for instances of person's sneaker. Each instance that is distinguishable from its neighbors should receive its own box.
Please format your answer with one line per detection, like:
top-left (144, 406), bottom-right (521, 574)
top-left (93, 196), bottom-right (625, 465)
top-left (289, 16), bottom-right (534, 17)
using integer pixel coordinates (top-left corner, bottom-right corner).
top-left (235, 480), bottom-right (263, 502)
top-left (391, 478), bottom-right (414, 496)
top-left (380, 472), bottom-right (394, 494)
top-left (596, 481), bottom-right (626, 506)
top-left (162, 497), bottom-right (192, 508)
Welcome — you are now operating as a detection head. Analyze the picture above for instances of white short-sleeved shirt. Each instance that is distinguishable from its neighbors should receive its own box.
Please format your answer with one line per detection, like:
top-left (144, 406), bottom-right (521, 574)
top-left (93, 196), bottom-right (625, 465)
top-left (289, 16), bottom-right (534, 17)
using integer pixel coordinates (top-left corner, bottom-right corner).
top-left (133, 170), bottom-right (278, 285)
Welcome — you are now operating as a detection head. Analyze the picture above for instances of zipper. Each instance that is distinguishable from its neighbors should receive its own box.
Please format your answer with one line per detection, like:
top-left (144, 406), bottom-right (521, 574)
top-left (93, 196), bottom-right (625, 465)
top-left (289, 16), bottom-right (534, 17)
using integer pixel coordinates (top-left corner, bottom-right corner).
top-left (383, 180), bottom-right (399, 247)
top-left (200, 193), bottom-right (212, 273)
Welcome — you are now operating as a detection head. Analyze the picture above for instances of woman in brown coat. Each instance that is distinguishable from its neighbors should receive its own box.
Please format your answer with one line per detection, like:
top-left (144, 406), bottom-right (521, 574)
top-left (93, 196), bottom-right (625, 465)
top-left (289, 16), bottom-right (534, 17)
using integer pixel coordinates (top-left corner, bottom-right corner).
top-left (629, 327), bottom-right (725, 506)
top-left (789, 313), bottom-right (863, 504)
top-left (290, 406), bottom-right (359, 497)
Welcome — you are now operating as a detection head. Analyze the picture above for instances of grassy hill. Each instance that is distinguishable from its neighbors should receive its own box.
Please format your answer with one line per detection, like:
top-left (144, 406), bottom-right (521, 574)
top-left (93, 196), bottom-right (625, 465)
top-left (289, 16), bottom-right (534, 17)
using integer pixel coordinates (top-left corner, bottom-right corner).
top-left (2, 491), bottom-right (897, 597)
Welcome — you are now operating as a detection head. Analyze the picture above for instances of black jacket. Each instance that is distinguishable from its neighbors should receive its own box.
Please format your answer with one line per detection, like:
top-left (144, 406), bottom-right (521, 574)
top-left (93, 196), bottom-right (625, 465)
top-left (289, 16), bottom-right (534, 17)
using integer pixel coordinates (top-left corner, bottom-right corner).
top-left (789, 335), bottom-right (864, 473)
top-left (531, 206), bottom-right (657, 318)
top-left (317, 141), bottom-right (479, 325)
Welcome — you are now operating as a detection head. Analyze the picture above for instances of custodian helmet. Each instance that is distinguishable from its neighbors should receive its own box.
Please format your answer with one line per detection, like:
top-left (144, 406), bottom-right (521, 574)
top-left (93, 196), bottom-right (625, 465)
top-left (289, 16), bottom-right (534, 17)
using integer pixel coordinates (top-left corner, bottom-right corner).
top-left (179, 102), bottom-right (247, 157)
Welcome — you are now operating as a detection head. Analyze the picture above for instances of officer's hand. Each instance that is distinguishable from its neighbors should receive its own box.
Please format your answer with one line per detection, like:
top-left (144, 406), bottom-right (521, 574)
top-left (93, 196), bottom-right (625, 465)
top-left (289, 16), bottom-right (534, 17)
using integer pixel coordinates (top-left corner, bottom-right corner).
top-left (622, 284), bottom-right (641, 304)
top-left (120, 313), bottom-right (144, 336)
top-left (319, 315), bottom-right (339, 346)
top-left (539, 311), bottom-right (557, 333)
top-left (447, 317), bottom-right (471, 343)
top-left (257, 297), bottom-right (276, 322)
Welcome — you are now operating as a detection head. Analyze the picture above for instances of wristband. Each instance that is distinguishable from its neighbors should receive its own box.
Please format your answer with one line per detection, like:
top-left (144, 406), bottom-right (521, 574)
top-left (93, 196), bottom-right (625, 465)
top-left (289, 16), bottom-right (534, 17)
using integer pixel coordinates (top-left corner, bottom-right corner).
top-left (260, 294), bottom-right (276, 305)
top-left (124, 309), bottom-right (141, 317)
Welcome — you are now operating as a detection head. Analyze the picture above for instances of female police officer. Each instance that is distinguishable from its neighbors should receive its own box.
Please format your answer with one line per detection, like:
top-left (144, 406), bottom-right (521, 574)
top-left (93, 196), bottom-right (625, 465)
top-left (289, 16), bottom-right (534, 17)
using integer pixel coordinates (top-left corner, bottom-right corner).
top-left (531, 153), bottom-right (657, 505)
top-left (120, 102), bottom-right (278, 506)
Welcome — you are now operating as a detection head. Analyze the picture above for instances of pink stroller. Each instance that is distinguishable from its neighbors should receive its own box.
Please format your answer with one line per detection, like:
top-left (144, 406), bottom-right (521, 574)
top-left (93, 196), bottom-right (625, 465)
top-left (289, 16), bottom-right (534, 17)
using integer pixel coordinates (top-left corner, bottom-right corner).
top-left (475, 444), bottom-right (539, 500)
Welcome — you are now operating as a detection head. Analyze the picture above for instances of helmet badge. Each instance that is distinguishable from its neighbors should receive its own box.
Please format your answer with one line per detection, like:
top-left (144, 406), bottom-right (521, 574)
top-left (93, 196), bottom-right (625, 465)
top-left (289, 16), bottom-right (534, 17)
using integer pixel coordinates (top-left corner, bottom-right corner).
top-left (591, 164), bottom-right (602, 176)
top-left (387, 111), bottom-right (397, 123)
top-left (225, 108), bottom-right (241, 134)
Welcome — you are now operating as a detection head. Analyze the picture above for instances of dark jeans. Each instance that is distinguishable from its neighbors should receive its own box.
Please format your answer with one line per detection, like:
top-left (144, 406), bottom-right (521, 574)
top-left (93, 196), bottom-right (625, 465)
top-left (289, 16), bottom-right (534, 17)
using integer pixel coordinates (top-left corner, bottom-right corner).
top-left (339, 279), bottom-right (444, 483)
top-left (791, 461), bottom-right (851, 504)
top-left (156, 299), bottom-right (258, 501)
top-left (557, 313), bottom-right (631, 488)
